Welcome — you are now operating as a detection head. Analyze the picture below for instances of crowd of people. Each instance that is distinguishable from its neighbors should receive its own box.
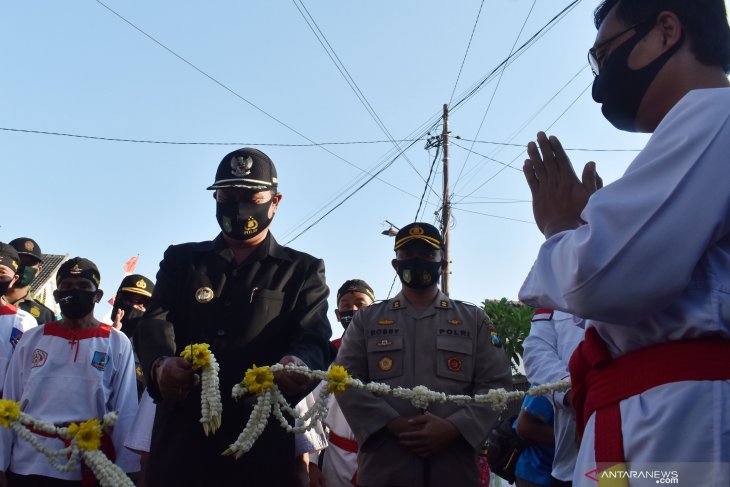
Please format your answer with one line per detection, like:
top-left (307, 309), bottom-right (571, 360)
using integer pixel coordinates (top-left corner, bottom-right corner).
top-left (1, 0), bottom-right (729, 485)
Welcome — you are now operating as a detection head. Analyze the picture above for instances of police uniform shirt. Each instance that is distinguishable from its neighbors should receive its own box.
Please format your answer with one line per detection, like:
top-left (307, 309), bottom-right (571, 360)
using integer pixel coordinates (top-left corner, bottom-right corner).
top-left (519, 88), bottom-right (730, 486)
top-left (0, 321), bottom-right (140, 479)
top-left (0, 303), bottom-right (37, 393)
top-left (335, 291), bottom-right (512, 487)
top-left (15, 296), bottom-right (56, 325)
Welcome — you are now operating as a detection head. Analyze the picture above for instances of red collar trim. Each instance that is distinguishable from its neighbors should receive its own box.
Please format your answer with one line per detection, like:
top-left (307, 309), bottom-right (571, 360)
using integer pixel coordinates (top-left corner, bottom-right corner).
top-left (0, 304), bottom-right (19, 316)
top-left (43, 321), bottom-right (112, 339)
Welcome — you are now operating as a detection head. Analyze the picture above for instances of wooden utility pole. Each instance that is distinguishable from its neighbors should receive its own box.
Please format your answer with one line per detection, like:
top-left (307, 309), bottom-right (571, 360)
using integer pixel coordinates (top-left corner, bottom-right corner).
top-left (441, 103), bottom-right (450, 296)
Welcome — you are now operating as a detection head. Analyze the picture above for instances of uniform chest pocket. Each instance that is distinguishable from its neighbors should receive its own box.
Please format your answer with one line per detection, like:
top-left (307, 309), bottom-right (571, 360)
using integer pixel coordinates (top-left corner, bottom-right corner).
top-left (436, 335), bottom-right (473, 382)
top-left (366, 335), bottom-right (404, 381)
top-left (250, 288), bottom-right (284, 323)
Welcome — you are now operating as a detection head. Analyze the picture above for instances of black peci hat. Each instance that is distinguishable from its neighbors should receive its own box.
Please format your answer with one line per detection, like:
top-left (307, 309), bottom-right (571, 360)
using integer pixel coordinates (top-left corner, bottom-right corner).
top-left (394, 222), bottom-right (444, 251)
top-left (57, 257), bottom-right (101, 288)
top-left (336, 279), bottom-right (375, 303)
top-left (0, 242), bottom-right (21, 274)
top-left (207, 148), bottom-right (278, 191)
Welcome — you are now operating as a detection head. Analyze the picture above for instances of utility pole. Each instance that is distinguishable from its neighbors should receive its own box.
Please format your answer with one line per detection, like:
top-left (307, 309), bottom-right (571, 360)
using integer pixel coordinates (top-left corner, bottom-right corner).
top-left (441, 103), bottom-right (450, 296)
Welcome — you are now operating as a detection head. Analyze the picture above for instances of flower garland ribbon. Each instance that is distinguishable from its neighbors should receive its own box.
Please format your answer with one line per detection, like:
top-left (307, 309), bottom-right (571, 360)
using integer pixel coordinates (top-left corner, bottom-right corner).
top-left (180, 343), bottom-right (222, 436)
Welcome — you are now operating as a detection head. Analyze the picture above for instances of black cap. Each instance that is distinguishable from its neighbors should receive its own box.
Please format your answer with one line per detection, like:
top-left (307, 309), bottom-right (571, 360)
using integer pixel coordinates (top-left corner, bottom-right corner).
top-left (0, 242), bottom-right (21, 274)
top-left (117, 274), bottom-right (154, 298)
top-left (394, 222), bottom-right (444, 251)
top-left (207, 148), bottom-right (278, 191)
top-left (9, 237), bottom-right (43, 263)
top-left (336, 279), bottom-right (375, 303)
top-left (57, 257), bottom-right (101, 288)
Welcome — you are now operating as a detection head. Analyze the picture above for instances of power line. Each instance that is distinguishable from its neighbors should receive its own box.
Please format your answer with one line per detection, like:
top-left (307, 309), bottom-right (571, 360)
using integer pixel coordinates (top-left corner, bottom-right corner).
top-left (448, 0), bottom-right (486, 106)
top-left (415, 139), bottom-right (441, 220)
top-left (452, 0), bottom-right (537, 191)
top-left (451, 206), bottom-right (533, 224)
top-left (450, 141), bottom-right (522, 171)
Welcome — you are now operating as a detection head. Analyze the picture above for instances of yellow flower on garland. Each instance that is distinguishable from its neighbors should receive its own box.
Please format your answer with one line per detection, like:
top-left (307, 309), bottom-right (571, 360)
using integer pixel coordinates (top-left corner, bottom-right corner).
top-left (180, 343), bottom-right (212, 371)
top-left (243, 365), bottom-right (275, 394)
top-left (325, 365), bottom-right (351, 394)
top-left (68, 418), bottom-right (103, 451)
top-left (0, 399), bottom-right (20, 428)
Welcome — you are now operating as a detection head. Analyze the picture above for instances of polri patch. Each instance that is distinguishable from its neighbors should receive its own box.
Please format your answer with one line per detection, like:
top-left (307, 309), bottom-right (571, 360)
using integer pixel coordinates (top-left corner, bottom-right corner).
top-left (91, 351), bottom-right (110, 371)
top-left (378, 356), bottom-right (393, 371)
top-left (32, 349), bottom-right (48, 368)
top-left (9, 328), bottom-right (23, 349)
top-left (447, 357), bottom-right (462, 372)
top-left (30, 306), bottom-right (41, 318)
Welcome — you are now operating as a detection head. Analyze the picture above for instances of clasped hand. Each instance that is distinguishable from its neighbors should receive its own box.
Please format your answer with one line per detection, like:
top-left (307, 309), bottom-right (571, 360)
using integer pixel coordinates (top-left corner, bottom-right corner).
top-left (523, 132), bottom-right (603, 238)
top-left (388, 413), bottom-right (460, 458)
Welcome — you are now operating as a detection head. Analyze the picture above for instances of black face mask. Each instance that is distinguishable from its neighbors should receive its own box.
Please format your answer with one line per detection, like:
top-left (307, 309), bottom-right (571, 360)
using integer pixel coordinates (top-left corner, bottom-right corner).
top-left (57, 290), bottom-right (97, 319)
top-left (338, 310), bottom-right (355, 330)
top-left (0, 276), bottom-right (13, 296)
top-left (112, 303), bottom-right (145, 337)
top-left (216, 199), bottom-right (274, 241)
top-left (396, 258), bottom-right (442, 289)
top-left (16, 266), bottom-right (38, 288)
top-left (592, 25), bottom-right (684, 132)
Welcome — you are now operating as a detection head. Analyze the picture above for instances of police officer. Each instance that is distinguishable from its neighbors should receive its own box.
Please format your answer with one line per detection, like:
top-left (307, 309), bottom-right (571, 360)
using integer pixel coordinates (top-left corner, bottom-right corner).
top-left (111, 274), bottom-right (155, 338)
top-left (136, 147), bottom-right (334, 486)
top-left (336, 222), bottom-right (512, 487)
top-left (5, 238), bottom-right (56, 324)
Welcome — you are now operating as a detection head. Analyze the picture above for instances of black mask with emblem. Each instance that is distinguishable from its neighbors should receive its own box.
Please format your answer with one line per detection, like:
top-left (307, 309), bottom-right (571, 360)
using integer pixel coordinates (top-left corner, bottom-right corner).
top-left (216, 198), bottom-right (274, 241)
top-left (338, 310), bottom-right (355, 330)
top-left (56, 289), bottom-right (97, 319)
top-left (15, 265), bottom-right (37, 288)
top-left (396, 258), bottom-right (442, 289)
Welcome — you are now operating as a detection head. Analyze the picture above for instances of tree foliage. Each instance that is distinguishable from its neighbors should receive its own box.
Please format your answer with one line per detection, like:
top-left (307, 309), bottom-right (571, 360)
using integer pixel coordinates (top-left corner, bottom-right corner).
top-left (482, 298), bottom-right (533, 373)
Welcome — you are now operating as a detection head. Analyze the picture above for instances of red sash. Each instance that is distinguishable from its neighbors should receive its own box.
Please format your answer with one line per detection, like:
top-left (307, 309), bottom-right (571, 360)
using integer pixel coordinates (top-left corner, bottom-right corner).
top-left (328, 429), bottom-right (358, 453)
top-left (569, 327), bottom-right (730, 467)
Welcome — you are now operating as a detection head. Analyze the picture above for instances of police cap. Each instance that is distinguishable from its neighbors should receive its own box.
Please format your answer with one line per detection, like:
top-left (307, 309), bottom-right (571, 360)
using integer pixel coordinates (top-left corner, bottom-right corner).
top-left (117, 274), bottom-right (154, 298)
top-left (9, 237), bottom-right (43, 263)
top-left (394, 222), bottom-right (444, 251)
top-left (207, 148), bottom-right (278, 191)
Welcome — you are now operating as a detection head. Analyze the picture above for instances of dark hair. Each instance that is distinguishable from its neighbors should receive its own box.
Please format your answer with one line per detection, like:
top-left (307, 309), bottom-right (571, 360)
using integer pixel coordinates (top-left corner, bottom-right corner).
top-left (595, 0), bottom-right (730, 72)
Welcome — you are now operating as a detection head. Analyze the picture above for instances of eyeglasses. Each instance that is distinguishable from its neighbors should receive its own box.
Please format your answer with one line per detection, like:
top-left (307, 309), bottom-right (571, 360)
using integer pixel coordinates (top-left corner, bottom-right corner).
top-left (587, 20), bottom-right (652, 76)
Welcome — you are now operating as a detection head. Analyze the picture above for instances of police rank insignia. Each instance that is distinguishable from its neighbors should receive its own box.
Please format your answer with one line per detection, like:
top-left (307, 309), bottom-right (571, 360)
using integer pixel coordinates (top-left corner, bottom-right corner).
top-left (447, 319), bottom-right (461, 325)
top-left (378, 319), bottom-right (395, 326)
top-left (378, 356), bottom-right (393, 371)
top-left (195, 287), bottom-right (215, 303)
top-left (439, 300), bottom-right (449, 308)
top-left (91, 351), bottom-right (110, 371)
top-left (392, 300), bottom-right (401, 309)
top-left (9, 328), bottom-right (23, 349)
top-left (32, 349), bottom-right (48, 368)
top-left (30, 306), bottom-right (41, 318)
top-left (447, 357), bottom-right (462, 372)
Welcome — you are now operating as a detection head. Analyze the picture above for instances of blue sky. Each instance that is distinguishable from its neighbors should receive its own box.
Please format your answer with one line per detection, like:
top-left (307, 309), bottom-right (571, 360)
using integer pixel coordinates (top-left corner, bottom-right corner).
top-left (2, 1), bottom-right (726, 333)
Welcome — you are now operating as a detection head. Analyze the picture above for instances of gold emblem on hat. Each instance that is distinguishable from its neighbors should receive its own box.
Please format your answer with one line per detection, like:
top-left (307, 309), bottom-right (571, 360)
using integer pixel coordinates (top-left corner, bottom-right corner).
top-left (245, 216), bottom-right (259, 233)
top-left (231, 155), bottom-right (254, 177)
top-left (71, 264), bottom-right (82, 274)
top-left (195, 287), bottom-right (214, 303)
top-left (378, 319), bottom-right (395, 326)
top-left (447, 357), bottom-right (462, 372)
top-left (376, 339), bottom-right (392, 347)
top-left (447, 319), bottom-right (461, 325)
top-left (92, 275), bottom-right (100, 286)
top-left (30, 307), bottom-right (41, 318)
top-left (378, 356), bottom-right (393, 371)
top-left (24, 241), bottom-right (35, 251)
top-left (11, 261), bottom-right (18, 270)
top-left (136, 279), bottom-right (147, 289)
top-left (409, 225), bottom-right (425, 236)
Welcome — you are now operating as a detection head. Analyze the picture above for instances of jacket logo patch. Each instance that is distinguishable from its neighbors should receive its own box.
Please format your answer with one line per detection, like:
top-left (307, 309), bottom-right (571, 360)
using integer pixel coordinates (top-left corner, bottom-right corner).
top-left (378, 319), bottom-right (395, 326)
top-left (378, 356), bottom-right (393, 371)
top-left (30, 306), bottom-right (41, 318)
top-left (195, 287), bottom-right (214, 303)
top-left (32, 349), bottom-right (48, 368)
top-left (447, 319), bottom-right (461, 325)
top-left (447, 356), bottom-right (462, 372)
top-left (490, 332), bottom-right (503, 348)
top-left (9, 328), bottom-right (23, 349)
top-left (375, 339), bottom-right (392, 347)
top-left (91, 351), bottom-right (109, 371)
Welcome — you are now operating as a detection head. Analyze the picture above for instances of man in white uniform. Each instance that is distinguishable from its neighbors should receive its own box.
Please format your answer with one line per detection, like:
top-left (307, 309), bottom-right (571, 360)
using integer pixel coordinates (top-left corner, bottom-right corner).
top-left (0, 257), bottom-right (139, 486)
top-left (0, 243), bottom-right (37, 396)
top-left (519, 1), bottom-right (730, 485)
top-left (523, 309), bottom-right (584, 486)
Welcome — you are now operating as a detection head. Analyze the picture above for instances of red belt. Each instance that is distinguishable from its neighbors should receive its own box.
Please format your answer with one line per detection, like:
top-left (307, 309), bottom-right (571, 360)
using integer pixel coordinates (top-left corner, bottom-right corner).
top-left (569, 327), bottom-right (730, 469)
top-left (328, 430), bottom-right (358, 453)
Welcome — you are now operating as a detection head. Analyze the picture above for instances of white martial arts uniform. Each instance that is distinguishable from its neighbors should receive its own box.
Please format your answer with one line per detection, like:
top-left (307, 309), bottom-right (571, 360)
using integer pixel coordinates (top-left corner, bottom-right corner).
top-left (520, 88), bottom-right (730, 486)
top-left (0, 321), bottom-right (140, 479)
top-left (0, 303), bottom-right (37, 394)
top-left (523, 309), bottom-right (584, 482)
top-left (321, 391), bottom-right (358, 487)
top-left (124, 389), bottom-right (156, 453)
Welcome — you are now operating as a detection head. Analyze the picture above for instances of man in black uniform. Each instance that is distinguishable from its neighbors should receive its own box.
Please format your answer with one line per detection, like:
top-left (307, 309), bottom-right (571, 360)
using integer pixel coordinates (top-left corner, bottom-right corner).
top-left (136, 148), bottom-right (334, 486)
top-left (5, 238), bottom-right (56, 324)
